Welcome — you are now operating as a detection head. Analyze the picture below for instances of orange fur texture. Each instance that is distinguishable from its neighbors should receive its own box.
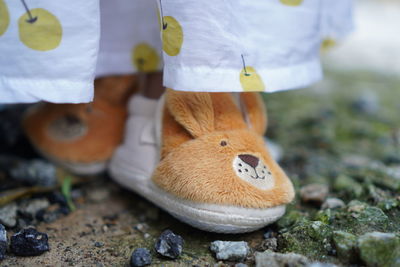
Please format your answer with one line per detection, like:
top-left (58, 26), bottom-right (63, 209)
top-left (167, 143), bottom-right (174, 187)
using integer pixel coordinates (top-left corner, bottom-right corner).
top-left (153, 89), bottom-right (295, 209)
top-left (23, 75), bottom-right (136, 163)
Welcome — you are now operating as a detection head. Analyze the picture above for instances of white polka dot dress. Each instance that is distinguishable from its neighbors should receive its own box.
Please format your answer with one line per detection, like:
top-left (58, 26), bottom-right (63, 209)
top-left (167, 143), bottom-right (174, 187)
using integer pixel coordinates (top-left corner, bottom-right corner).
top-left (0, 0), bottom-right (353, 103)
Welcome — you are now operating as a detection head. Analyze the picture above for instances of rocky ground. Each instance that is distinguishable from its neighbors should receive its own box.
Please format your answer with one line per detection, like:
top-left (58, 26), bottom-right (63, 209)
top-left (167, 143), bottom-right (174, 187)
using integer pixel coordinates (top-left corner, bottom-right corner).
top-left (0, 69), bottom-right (400, 267)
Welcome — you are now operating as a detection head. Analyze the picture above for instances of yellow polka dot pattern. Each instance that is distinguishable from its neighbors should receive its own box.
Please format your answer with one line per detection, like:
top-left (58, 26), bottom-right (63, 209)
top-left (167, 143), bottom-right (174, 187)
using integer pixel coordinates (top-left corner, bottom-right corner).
top-left (18, 8), bottom-right (62, 51)
top-left (240, 67), bottom-right (265, 92)
top-left (162, 16), bottom-right (183, 56)
top-left (280, 0), bottom-right (303, 6)
top-left (132, 43), bottom-right (160, 72)
top-left (0, 0), bottom-right (10, 36)
top-left (321, 38), bottom-right (337, 52)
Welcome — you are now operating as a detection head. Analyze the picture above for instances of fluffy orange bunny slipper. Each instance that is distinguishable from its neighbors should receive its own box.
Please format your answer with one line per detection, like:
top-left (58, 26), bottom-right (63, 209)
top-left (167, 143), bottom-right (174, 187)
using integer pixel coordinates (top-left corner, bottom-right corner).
top-left (110, 89), bottom-right (294, 233)
top-left (23, 75), bottom-right (136, 175)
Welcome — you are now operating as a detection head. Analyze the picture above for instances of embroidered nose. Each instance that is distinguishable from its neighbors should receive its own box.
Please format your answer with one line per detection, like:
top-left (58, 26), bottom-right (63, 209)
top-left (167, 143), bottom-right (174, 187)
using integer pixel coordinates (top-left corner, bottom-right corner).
top-left (238, 154), bottom-right (259, 168)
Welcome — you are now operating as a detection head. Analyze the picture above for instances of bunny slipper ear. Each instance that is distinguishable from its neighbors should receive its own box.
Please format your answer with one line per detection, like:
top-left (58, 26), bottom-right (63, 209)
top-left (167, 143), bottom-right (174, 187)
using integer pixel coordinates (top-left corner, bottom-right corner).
top-left (165, 88), bottom-right (214, 138)
top-left (240, 92), bottom-right (268, 135)
top-left (210, 93), bottom-right (247, 131)
top-left (94, 75), bottom-right (137, 106)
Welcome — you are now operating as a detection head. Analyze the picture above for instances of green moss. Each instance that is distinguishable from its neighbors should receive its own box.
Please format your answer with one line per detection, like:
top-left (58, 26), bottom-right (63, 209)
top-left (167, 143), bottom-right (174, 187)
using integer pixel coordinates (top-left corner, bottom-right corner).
top-left (332, 231), bottom-right (357, 263)
top-left (333, 175), bottom-right (363, 198)
top-left (276, 209), bottom-right (309, 229)
top-left (358, 232), bottom-right (400, 267)
top-left (314, 209), bottom-right (334, 224)
top-left (278, 220), bottom-right (333, 261)
top-left (331, 201), bottom-right (390, 235)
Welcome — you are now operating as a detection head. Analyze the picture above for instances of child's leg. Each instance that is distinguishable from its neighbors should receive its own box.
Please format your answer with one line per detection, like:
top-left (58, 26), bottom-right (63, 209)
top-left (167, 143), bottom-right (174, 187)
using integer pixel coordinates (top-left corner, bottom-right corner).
top-left (139, 72), bottom-right (164, 100)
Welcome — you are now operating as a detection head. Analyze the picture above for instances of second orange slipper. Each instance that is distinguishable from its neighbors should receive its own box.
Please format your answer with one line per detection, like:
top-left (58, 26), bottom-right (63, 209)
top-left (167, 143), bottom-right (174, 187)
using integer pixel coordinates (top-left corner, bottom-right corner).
top-left (23, 75), bottom-right (136, 175)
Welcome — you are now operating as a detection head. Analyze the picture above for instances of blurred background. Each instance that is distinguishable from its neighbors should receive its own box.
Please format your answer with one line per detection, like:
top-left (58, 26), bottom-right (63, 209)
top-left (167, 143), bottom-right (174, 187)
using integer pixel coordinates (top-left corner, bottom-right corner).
top-left (323, 0), bottom-right (400, 75)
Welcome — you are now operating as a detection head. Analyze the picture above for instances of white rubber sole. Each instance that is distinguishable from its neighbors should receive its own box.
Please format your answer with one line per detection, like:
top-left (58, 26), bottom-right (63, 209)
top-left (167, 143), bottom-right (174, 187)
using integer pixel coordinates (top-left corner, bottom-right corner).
top-left (109, 156), bottom-right (286, 233)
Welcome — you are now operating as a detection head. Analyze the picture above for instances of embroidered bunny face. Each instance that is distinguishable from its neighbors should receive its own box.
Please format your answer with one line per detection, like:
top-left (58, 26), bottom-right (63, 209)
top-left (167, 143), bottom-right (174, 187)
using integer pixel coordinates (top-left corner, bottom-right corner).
top-left (233, 154), bottom-right (275, 190)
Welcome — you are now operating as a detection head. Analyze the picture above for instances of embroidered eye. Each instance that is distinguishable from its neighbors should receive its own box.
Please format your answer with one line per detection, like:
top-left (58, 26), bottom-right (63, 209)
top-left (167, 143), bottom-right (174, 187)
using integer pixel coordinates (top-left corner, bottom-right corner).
top-left (220, 140), bottom-right (227, 146)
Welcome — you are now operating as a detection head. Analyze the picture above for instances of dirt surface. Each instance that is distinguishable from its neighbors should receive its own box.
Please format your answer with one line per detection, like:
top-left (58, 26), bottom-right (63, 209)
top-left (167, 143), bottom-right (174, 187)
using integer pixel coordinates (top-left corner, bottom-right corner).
top-left (1, 69), bottom-right (400, 267)
top-left (1, 179), bottom-right (265, 267)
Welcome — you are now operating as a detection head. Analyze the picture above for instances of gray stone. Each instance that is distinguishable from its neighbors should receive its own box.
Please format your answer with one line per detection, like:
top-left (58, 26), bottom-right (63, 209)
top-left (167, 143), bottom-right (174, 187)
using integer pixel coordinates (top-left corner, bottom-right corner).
top-left (309, 221), bottom-right (332, 241)
top-left (235, 263), bottom-right (248, 267)
top-left (9, 159), bottom-right (56, 187)
top-left (259, 238), bottom-right (278, 251)
top-left (10, 227), bottom-right (49, 256)
top-left (0, 224), bottom-right (7, 260)
top-left (19, 198), bottom-right (50, 218)
top-left (351, 91), bottom-right (380, 115)
top-left (300, 184), bottom-right (329, 204)
top-left (307, 263), bottom-right (338, 267)
top-left (130, 248), bottom-right (152, 267)
top-left (210, 241), bottom-right (249, 262)
top-left (332, 231), bottom-right (357, 262)
top-left (263, 229), bottom-right (274, 239)
top-left (358, 232), bottom-right (400, 267)
top-left (255, 250), bottom-right (309, 267)
top-left (0, 202), bottom-right (18, 227)
top-left (342, 154), bottom-right (371, 169)
top-left (347, 200), bottom-right (389, 227)
top-left (333, 175), bottom-right (363, 197)
top-left (214, 262), bottom-right (228, 267)
top-left (155, 230), bottom-right (183, 259)
top-left (94, 241), bottom-right (104, 248)
top-left (321, 198), bottom-right (345, 210)
top-left (87, 187), bottom-right (110, 202)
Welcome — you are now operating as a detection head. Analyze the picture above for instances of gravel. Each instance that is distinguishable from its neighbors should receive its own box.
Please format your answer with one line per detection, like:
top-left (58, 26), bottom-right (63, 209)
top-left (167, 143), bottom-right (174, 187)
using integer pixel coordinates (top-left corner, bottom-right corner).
top-left (358, 231), bottom-right (400, 267)
top-left (321, 198), bottom-right (345, 209)
top-left (9, 159), bottom-right (56, 187)
top-left (130, 248), bottom-right (152, 267)
top-left (300, 184), bottom-right (329, 204)
top-left (10, 227), bottom-right (49, 256)
top-left (255, 251), bottom-right (310, 267)
top-left (0, 202), bottom-right (18, 228)
top-left (155, 230), bottom-right (183, 259)
top-left (19, 198), bottom-right (50, 219)
top-left (210, 241), bottom-right (249, 262)
top-left (0, 224), bottom-right (7, 260)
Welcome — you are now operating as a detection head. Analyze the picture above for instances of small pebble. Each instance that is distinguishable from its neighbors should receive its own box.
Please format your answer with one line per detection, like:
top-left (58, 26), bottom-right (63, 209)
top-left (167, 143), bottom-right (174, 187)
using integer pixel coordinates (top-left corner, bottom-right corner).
top-left (255, 251), bottom-right (309, 267)
top-left (155, 230), bottom-right (183, 259)
top-left (210, 241), bottom-right (249, 261)
top-left (300, 184), bottom-right (329, 204)
top-left (19, 198), bottom-right (50, 219)
top-left (350, 91), bottom-right (379, 115)
top-left (134, 223), bottom-right (148, 232)
top-left (307, 263), bottom-right (338, 267)
top-left (10, 227), bottom-right (49, 256)
top-left (9, 159), bottom-right (56, 187)
top-left (259, 237), bottom-right (278, 251)
top-left (130, 248), bottom-right (152, 267)
top-left (358, 231), bottom-right (400, 267)
top-left (87, 187), bottom-right (110, 202)
top-left (0, 224), bottom-right (7, 260)
top-left (94, 241), bottom-right (104, 248)
top-left (321, 198), bottom-right (345, 210)
top-left (263, 229), bottom-right (274, 239)
top-left (0, 202), bottom-right (18, 227)
top-left (35, 204), bottom-right (62, 223)
top-left (143, 233), bottom-right (151, 239)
